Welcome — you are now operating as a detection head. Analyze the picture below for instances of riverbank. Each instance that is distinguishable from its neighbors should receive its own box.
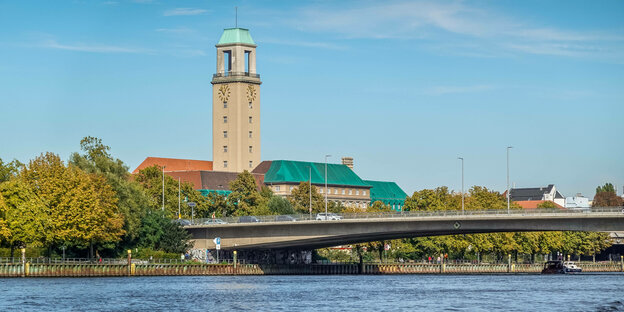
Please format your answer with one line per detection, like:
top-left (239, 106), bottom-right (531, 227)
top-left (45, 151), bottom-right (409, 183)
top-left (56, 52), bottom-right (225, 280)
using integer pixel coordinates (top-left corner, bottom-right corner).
top-left (1, 262), bottom-right (622, 277)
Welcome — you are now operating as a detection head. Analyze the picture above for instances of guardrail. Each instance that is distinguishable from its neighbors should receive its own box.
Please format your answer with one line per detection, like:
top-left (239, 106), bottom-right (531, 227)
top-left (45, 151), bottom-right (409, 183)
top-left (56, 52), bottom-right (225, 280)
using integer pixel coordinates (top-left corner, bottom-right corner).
top-left (186, 206), bottom-right (624, 226)
top-left (212, 72), bottom-right (260, 79)
top-left (0, 257), bottom-right (246, 265)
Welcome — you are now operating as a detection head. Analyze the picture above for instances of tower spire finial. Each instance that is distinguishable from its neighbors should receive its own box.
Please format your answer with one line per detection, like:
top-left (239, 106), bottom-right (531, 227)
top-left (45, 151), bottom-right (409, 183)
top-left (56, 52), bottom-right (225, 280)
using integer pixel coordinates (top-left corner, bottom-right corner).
top-left (235, 6), bottom-right (238, 28)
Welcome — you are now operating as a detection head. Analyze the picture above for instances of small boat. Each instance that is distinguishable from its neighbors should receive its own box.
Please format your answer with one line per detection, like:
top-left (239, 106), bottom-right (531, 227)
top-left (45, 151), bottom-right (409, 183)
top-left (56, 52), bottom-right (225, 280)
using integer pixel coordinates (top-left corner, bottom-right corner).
top-left (541, 260), bottom-right (566, 274)
top-left (564, 261), bottom-right (582, 273)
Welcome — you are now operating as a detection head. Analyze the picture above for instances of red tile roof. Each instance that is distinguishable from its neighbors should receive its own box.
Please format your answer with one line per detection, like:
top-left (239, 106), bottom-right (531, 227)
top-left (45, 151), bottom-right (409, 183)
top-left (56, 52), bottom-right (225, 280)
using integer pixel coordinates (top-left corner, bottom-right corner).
top-left (132, 157), bottom-right (213, 174)
top-left (514, 200), bottom-right (564, 209)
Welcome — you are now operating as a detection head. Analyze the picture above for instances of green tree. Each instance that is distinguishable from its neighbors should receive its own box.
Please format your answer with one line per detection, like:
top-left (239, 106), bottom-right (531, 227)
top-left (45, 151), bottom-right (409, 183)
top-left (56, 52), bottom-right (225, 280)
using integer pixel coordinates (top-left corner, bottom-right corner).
top-left (134, 165), bottom-right (212, 218)
top-left (227, 170), bottom-right (267, 216)
top-left (0, 158), bottom-right (22, 183)
top-left (404, 187), bottom-right (459, 211)
top-left (137, 211), bottom-right (191, 254)
top-left (289, 181), bottom-right (324, 213)
top-left (267, 196), bottom-right (295, 215)
top-left (70, 137), bottom-right (150, 244)
top-left (596, 183), bottom-right (616, 194)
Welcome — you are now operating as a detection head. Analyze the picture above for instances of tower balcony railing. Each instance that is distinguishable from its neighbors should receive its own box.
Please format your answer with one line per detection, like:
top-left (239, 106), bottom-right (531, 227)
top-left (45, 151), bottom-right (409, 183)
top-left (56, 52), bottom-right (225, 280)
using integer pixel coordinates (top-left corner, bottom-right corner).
top-left (213, 71), bottom-right (260, 79)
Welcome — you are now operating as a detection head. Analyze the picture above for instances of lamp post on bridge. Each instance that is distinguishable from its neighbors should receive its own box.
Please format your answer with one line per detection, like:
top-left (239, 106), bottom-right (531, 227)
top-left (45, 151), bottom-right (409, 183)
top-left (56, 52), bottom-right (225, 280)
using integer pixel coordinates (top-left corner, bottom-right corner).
top-left (162, 165), bottom-right (166, 212)
top-left (458, 157), bottom-right (464, 214)
top-left (507, 146), bottom-right (513, 214)
top-left (325, 155), bottom-right (331, 220)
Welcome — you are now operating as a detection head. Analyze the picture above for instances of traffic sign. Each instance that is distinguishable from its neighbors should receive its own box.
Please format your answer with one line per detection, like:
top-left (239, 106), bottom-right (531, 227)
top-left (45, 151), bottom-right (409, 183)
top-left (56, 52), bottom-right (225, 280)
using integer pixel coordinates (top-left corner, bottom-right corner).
top-left (214, 237), bottom-right (221, 250)
top-left (187, 202), bottom-right (196, 207)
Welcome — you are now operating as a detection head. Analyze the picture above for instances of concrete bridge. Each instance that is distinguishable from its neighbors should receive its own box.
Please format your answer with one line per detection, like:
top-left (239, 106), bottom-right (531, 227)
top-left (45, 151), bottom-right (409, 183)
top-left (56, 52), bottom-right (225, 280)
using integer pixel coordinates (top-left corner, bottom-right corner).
top-left (186, 208), bottom-right (624, 251)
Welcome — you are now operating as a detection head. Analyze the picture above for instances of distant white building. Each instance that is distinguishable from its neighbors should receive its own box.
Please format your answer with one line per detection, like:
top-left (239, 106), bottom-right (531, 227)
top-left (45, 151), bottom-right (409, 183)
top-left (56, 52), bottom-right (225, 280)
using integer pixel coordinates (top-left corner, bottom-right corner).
top-left (505, 184), bottom-right (565, 207)
top-left (565, 194), bottom-right (590, 209)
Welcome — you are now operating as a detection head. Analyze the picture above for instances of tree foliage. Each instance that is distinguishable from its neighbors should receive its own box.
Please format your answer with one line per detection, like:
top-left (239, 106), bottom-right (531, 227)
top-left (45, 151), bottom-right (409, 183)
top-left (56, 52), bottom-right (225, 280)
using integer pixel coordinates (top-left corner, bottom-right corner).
top-left (289, 181), bottom-right (325, 213)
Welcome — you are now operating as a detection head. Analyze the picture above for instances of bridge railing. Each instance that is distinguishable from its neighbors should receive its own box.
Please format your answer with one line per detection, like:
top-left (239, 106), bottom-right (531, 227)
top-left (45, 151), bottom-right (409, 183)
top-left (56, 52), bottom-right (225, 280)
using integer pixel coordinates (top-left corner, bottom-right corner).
top-left (187, 206), bottom-right (624, 226)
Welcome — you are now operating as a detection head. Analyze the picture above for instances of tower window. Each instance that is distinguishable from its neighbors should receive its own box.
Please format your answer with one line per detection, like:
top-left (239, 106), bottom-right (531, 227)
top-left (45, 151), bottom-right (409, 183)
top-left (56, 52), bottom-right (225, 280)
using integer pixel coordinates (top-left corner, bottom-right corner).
top-left (224, 50), bottom-right (232, 72)
top-left (249, 102), bottom-right (252, 109)
top-left (249, 161), bottom-right (253, 168)
top-left (223, 145), bottom-right (228, 153)
top-left (223, 101), bottom-right (227, 108)
top-left (223, 131), bottom-right (228, 138)
top-left (249, 116), bottom-right (252, 124)
top-left (249, 131), bottom-right (252, 138)
top-left (223, 161), bottom-right (228, 168)
top-left (249, 146), bottom-right (253, 153)
top-left (223, 116), bottom-right (227, 123)
top-left (244, 50), bottom-right (251, 73)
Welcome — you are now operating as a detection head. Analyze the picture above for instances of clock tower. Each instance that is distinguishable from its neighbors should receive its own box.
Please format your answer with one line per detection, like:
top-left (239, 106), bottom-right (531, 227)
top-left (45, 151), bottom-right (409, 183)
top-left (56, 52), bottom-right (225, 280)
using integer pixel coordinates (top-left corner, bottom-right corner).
top-left (212, 28), bottom-right (261, 172)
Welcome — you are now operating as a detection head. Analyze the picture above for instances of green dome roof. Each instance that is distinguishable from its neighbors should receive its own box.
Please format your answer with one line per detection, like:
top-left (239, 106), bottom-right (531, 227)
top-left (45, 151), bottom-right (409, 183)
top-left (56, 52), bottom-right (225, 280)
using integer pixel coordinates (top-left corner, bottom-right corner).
top-left (217, 28), bottom-right (256, 45)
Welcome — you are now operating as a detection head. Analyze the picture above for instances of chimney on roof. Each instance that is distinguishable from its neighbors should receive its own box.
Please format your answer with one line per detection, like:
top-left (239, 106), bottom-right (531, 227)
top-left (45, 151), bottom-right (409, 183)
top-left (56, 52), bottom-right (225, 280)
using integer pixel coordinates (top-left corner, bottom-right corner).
top-left (341, 157), bottom-right (354, 170)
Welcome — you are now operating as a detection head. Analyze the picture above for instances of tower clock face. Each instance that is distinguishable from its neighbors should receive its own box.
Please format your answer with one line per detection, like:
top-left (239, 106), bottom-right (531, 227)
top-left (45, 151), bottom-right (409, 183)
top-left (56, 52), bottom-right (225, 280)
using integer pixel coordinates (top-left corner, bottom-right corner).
top-left (246, 85), bottom-right (257, 102)
top-left (218, 84), bottom-right (231, 102)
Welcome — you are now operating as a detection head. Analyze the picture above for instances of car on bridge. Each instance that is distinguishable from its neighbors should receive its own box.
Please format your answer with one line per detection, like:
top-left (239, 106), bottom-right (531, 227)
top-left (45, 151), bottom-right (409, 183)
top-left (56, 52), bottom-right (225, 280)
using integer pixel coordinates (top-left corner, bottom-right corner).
top-left (172, 219), bottom-right (191, 226)
top-left (203, 219), bottom-right (228, 225)
top-left (275, 215), bottom-right (297, 222)
top-left (239, 216), bottom-right (261, 223)
top-left (316, 213), bottom-right (343, 221)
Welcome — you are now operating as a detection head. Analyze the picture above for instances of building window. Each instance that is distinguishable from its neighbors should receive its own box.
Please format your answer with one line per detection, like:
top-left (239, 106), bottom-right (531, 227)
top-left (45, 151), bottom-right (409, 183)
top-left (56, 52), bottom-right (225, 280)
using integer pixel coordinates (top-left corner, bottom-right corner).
top-left (249, 102), bottom-right (252, 109)
top-left (275, 186), bottom-right (280, 191)
top-left (223, 161), bottom-right (228, 168)
top-left (249, 131), bottom-right (252, 138)
top-left (223, 101), bottom-right (228, 108)
top-left (249, 146), bottom-right (253, 153)
top-left (363, 190), bottom-right (366, 196)
top-left (362, 203), bottom-right (367, 209)
top-left (223, 146), bottom-right (228, 153)
top-left (290, 186), bottom-right (294, 192)
top-left (319, 188), bottom-right (323, 194)
top-left (223, 131), bottom-right (228, 138)
top-left (349, 189), bottom-right (352, 195)
top-left (342, 189), bottom-right (345, 195)
top-left (356, 190), bottom-right (360, 195)
top-left (249, 116), bottom-right (252, 123)
top-left (334, 189), bottom-right (338, 195)
top-left (223, 116), bottom-right (227, 123)
top-left (249, 161), bottom-right (253, 168)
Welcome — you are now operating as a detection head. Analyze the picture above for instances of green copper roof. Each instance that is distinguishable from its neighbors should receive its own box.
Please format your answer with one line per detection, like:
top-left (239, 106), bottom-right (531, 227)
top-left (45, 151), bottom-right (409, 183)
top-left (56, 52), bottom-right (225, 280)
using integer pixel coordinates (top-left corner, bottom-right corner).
top-left (217, 28), bottom-right (256, 45)
top-left (264, 160), bottom-right (370, 187)
top-left (364, 180), bottom-right (407, 205)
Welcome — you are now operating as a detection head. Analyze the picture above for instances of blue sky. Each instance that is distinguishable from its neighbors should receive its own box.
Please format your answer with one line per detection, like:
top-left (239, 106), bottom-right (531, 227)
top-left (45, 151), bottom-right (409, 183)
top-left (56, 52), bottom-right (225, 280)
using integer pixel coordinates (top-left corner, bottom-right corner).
top-left (1, 0), bottom-right (623, 198)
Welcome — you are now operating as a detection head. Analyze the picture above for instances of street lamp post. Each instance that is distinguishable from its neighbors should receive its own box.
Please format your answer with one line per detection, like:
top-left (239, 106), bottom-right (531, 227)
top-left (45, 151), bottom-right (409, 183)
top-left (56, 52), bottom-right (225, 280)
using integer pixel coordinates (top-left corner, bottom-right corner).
top-left (507, 146), bottom-right (513, 214)
top-left (458, 157), bottom-right (464, 214)
top-left (162, 165), bottom-right (166, 211)
top-left (325, 155), bottom-right (331, 220)
top-left (309, 166), bottom-right (312, 220)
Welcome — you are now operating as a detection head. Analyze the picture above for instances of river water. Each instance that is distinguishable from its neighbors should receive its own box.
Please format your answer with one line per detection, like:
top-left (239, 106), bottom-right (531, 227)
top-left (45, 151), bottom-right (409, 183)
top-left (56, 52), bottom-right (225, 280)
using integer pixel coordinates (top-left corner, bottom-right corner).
top-left (1, 274), bottom-right (623, 311)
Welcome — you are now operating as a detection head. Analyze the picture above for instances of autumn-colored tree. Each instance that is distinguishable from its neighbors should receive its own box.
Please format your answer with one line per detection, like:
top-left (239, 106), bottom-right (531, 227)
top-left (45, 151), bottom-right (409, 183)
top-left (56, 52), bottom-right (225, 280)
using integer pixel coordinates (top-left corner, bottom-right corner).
top-left (536, 201), bottom-right (558, 209)
top-left (0, 190), bottom-right (13, 243)
top-left (18, 153), bottom-right (125, 256)
top-left (0, 179), bottom-right (49, 255)
top-left (289, 181), bottom-right (325, 213)
top-left (592, 183), bottom-right (623, 207)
